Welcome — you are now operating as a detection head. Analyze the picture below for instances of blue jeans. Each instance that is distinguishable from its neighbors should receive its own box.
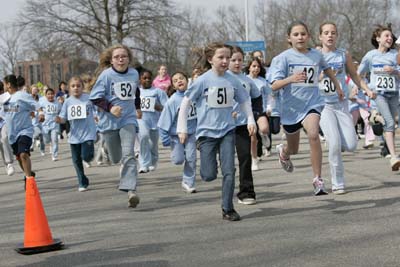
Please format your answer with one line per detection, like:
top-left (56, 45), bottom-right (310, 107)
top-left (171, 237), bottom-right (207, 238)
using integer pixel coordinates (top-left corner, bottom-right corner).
top-left (198, 130), bottom-right (236, 212)
top-left (138, 120), bottom-right (159, 168)
top-left (70, 141), bottom-right (94, 188)
top-left (375, 94), bottom-right (399, 132)
top-left (43, 129), bottom-right (59, 157)
top-left (103, 124), bottom-right (138, 191)
top-left (170, 134), bottom-right (196, 187)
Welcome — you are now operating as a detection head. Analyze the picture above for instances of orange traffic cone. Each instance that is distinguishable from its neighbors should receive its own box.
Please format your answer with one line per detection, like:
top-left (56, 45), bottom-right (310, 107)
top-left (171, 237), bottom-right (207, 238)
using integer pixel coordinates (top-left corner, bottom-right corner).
top-left (16, 176), bottom-right (63, 255)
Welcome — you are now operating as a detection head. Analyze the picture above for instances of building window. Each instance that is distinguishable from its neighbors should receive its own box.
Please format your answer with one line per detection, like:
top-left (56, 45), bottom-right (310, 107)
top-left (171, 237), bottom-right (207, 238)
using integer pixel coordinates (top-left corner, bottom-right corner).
top-left (29, 65), bottom-right (35, 84)
top-left (35, 65), bottom-right (41, 83)
top-left (18, 66), bottom-right (23, 77)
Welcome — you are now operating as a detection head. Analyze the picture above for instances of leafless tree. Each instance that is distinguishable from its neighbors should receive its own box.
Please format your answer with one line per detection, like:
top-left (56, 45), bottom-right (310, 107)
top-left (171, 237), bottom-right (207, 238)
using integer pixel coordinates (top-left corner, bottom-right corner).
top-left (0, 23), bottom-right (23, 75)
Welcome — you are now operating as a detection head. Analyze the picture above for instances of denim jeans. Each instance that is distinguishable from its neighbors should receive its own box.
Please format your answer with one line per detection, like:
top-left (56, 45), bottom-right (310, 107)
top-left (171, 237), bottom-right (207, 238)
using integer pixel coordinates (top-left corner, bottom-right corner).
top-left (70, 141), bottom-right (94, 188)
top-left (43, 129), bottom-right (59, 157)
top-left (198, 130), bottom-right (236, 212)
top-left (0, 125), bottom-right (13, 164)
top-left (103, 124), bottom-right (138, 191)
top-left (138, 120), bottom-right (159, 168)
top-left (375, 94), bottom-right (399, 132)
top-left (170, 134), bottom-right (196, 187)
top-left (33, 126), bottom-right (45, 153)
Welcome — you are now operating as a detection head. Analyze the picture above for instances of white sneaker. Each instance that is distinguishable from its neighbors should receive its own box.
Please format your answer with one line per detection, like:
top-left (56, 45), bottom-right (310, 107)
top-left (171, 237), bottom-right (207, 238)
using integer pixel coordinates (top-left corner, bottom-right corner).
top-left (149, 164), bottom-right (157, 171)
top-left (40, 151), bottom-right (45, 156)
top-left (264, 148), bottom-right (272, 157)
top-left (251, 158), bottom-right (259, 171)
top-left (332, 188), bottom-right (346, 195)
top-left (238, 198), bottom-right (256, 205)
top-left (128, 191), bottom-right (140, 208)
top-left (181, 182), bottom-right (196, 193)
top-left (6, 164), bottom-right (15, 176)
top-left (97, 161), bottom-right (103, 166)
top-left (139, 167), bottom-right (149, 173)
top-left (78, 187), bottom-right (88, 192)
top-left (261, 134), bottom-right (271, 148)
top-left (36, 140), bottom-right (40, 148)
top-left (52, 157), bottom-right (58, 161)
top-left (83, 161), bottom-right (91, 168)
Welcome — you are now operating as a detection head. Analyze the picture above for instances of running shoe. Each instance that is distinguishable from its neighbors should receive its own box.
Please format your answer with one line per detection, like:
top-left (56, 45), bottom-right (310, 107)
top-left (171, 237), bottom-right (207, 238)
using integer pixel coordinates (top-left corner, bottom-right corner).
top-left (390, 157), bottom-right (400, 171)
top-left (251, 158), bottom-right (259, 171)
top-left (128, 190), bottom-right (140, 208)
top-left (312, 177), bottom-right (328, 196)
top-left (276, 144), bottom-right (293, 172)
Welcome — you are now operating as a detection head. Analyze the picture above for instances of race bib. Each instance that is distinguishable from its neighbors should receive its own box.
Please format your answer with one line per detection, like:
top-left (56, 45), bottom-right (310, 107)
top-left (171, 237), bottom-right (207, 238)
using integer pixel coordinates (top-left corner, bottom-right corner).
top-left (376, 75), bottom-right (396, 91)
top-left (46, 104), bottom-right (58, 114)
top-left (140, 96), bottom-right (156, 112)
top-left (68, 104), bottom-right (87, 120)
top-left (113, 82), bottom-right (135, 100)
top-left (319, 78), bottom-right (337, 96)
top-left (289, 64), bottom-right (317, 87)
top-left (207, 86), bottom-right (234, 108)
top-left (188, 103), bottom-right (197, 120)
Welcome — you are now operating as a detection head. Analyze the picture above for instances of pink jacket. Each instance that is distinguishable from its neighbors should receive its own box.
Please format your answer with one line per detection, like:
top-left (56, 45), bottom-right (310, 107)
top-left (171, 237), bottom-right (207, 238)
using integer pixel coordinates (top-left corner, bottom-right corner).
top-left (152, 75), bottom-right (171, 92)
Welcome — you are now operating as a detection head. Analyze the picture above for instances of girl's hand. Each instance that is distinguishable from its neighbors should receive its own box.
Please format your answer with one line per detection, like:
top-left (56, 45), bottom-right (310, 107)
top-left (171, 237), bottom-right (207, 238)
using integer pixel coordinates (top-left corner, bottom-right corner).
top-left (366, 90), bottom-right (376, 99)
top-left (136, 109), bottom-right (142, 119)
top-left (55, 116), bottom-right (62, 123)
top-left (290, 72), bottom-right (307, 83)
top-left (383, 65), bottom-right (395, 74)
top-left (231, 111), bottom-right (238, 119)
top-left (178, 133), bottom-right (187, 144)
top-left (110, 106), bottom-right (122, 117)
top-left (247, 123), bottom-right (257, 136)
top-left (337, 87), bottom-right (345, 101)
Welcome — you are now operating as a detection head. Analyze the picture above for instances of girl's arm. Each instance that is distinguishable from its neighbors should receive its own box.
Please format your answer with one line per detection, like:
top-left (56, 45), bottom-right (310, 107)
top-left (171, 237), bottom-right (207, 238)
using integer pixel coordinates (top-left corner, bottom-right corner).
top-left (345, 51), bottom-right (375, 99)
top-left (177, 96), bottom-right (191, 144)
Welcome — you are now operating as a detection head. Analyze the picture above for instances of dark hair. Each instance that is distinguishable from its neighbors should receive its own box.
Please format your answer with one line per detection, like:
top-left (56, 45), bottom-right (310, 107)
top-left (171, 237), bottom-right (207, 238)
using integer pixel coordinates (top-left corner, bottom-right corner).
top-left (287, 21), bottom-right (310, 46)
top-left (45, 88), bottom-right (55, 94)
top-left (231, 46), bottom-right (244, 56)
top-left (171, 71), bottom-right (188, 82)
top-left (58, 81), bottom-right (67, 89)
top-left (0, 81), bottom-right (3, 93)
top-left (139, 69), bottom-right (152, 78)
top-left (3, 74), bottom-right (18, 89)
top-left (244, 57), bottom-right (266, 78)
top-left (371, 24), bottom-right (397, 49)
top-left (16, 75), bottom-right (25, 87)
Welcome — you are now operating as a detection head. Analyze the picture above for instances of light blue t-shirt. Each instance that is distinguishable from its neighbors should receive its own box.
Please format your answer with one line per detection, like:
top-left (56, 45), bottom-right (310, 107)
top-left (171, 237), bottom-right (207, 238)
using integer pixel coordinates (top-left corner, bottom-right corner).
top-left (247, 75), bottom-right (270, 112)
top-left (320, 48), bottom-right (348, 103)
top-left (39, 97), bottom-right (62, 133)
top-left (227, 71), bottom-right (261, 126)
top-left (2, 91), bottom-right (37, 144)
top-left (358, 49), bottom-right (399, 96)
top-left (267, 48), bottom-right (328, 125)
top-left (90, 67), bottom-right (140, 131)
top-left (184, 69), bottom-right (250, 138)
top-left (59, 93), bottom-right (97, 144)
top-left (158, 90), bottom-right (197, 136)
top-left (139, 87), bottom-right (168, 130)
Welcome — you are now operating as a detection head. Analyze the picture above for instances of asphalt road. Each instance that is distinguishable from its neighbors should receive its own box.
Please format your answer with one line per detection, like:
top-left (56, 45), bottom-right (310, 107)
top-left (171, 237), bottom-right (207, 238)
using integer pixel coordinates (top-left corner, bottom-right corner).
top-left (1, 134), bottom-right (400, 267)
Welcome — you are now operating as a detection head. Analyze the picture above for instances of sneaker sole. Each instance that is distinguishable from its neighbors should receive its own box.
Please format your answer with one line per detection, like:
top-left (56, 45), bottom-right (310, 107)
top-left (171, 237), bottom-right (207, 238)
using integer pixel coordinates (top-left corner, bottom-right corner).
top-left (238, 199), bottom-right (256, 205)
top-left (128, 196), bottom-right (140, 208)
top-left (314, 189), bottom-right (328, 196)
top-left (392, 161), bottom-right (400, 171)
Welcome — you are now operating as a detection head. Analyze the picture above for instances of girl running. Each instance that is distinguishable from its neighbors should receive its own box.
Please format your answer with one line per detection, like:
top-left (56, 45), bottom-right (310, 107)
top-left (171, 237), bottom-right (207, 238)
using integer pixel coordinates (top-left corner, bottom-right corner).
top-left (177, 42), bottom-right (257, 221)
top-left (228, 46), bottom-right (263, 205)
top-left (56, 77), bottom-right (97, 192)
top-left (137, 69), bottom-right (168, 173)
top-left (38, 88), bottom-right (62, 161)
top-left (358, 24), bottom-right (400, 171)
top-left (268, 21), bottom-right (344, 195)
top-left (318, 22), bottom-right (375, 194)
top-left (90, 44), bottom-right (141, 208)
top-left (158, 72), bottom-right (197, 193)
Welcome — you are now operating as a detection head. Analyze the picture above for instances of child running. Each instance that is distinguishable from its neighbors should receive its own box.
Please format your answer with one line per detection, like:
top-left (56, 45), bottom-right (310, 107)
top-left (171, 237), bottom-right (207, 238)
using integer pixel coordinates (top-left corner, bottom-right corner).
top-left (38, 88), bottom-right (62, 161)
top-left (228, 46), bottom-right (263, 205)
top-left (318, 22), bottom-right (375, 194)
top-left (358, 24), bottom-right (400, 171)
top-left (177, 42), bottom-right (257, 221)
top-left (0, 75), bottom-right (37, 187)
top-left (89, 44), bottom-right (141, 208)
top-left (56, 77), bottom-right (97, 192)
top-left (137, 69), bottom-right (168, 173)
top-left (158, 72), bottom-right (197, 193)
top-left (268, 21), bottom-right (343, 195)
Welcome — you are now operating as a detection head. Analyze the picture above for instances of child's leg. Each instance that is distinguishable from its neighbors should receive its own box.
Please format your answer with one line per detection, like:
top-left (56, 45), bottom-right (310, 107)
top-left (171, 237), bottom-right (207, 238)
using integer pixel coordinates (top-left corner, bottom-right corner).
top-left (183, 134), bottom-right (197, 188)
top-left (51, 129), bottom-right (59, 158)
top-left (302, 114), bottom-right (322, 178)
top-left (198, 136), bottom-right (218, 182)
top-left (149, 129), bottom-right (159, 167)
top-left (70, 143), bottom-right (89, 189)
top-left (219, 131), bottom-right (236, 212)
top-left (138, 121), bottom-right (151, 169)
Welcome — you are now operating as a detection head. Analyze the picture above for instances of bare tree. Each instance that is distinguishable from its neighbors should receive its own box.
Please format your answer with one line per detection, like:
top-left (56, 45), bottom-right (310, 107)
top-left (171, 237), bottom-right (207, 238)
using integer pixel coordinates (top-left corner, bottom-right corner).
top-left (0, 23), bottom-right (23, 75)
top-left (20, 0), bottom-right (174, 54)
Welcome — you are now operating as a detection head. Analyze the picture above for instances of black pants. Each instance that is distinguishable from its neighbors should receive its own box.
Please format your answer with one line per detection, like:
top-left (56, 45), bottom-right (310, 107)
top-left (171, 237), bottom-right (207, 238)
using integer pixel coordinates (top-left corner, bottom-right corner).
top-left (235, 125), bottom-right (255, 199)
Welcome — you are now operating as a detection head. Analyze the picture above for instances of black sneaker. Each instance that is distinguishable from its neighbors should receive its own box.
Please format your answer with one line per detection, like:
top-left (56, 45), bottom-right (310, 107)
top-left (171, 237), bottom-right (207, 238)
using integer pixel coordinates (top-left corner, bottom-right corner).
top-left (222, 209), bottom-right (241, 221)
